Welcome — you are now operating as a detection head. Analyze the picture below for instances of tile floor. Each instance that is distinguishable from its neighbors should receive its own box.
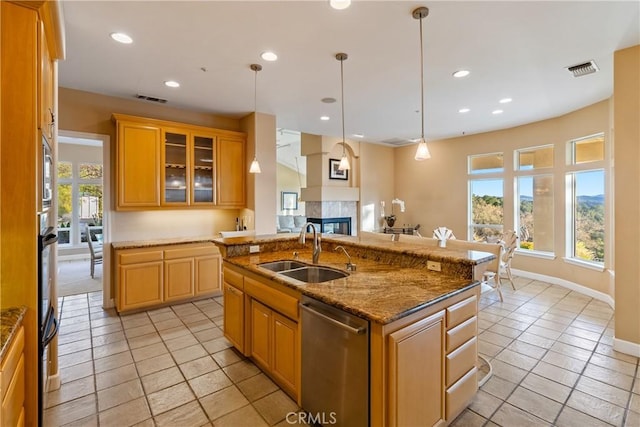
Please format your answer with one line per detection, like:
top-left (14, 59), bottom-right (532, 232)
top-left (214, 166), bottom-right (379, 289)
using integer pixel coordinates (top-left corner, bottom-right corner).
top-left (44, 277), bottom-right (640, 427)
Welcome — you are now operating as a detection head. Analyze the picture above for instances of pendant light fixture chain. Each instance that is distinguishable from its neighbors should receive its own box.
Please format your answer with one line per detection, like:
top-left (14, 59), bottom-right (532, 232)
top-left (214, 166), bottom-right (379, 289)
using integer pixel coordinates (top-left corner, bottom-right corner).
top-left (336, 53), bottom-right (351, 171)
top-left (413, 6), bottom-right (431, 161)
top-left (249, 63), bottom-right (263, 173)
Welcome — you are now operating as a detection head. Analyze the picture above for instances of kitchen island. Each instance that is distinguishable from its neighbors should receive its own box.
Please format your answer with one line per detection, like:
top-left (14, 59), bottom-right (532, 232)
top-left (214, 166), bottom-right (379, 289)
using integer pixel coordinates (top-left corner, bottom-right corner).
top-left (215, 233), bottom-right (493, 427)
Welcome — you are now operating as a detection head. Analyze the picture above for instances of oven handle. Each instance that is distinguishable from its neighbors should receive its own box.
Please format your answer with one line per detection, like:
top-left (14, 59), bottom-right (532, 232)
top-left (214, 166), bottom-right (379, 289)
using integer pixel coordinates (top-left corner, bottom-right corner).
top-left (42, 307), bottom-right (59, 348)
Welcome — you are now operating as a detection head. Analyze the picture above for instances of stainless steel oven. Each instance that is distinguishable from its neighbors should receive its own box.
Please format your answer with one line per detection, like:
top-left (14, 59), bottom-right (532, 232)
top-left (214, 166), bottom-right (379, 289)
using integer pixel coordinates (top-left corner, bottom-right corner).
top-left (38, 214), bottom-right (58, 427)
top-left (42, 135), bottom-right (53, 209)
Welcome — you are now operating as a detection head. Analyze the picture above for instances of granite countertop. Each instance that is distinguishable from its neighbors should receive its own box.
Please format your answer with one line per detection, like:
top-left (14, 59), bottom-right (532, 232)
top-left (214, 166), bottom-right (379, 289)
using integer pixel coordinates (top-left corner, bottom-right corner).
top-left (0, 306), bottom-right (27, 360)
top-left (112, 236), bottom-right (220, 250)
top-left (225, 249), bottom-right (479, 325)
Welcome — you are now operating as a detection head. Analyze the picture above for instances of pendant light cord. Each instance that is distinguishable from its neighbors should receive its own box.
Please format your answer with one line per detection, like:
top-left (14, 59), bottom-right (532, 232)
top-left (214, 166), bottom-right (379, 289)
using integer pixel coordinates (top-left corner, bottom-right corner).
top-left (419, 13), bottom-right (425, 140)
top-left (340, 56), bottom-right (346, 155)
top-left (254, 69), bottom-right (258, 115)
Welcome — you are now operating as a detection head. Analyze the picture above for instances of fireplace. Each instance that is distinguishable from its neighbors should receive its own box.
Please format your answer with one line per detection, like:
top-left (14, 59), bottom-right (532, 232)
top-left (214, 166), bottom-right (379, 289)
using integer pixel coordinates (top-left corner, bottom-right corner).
top-left (308, 217), bottom-right (351, 235)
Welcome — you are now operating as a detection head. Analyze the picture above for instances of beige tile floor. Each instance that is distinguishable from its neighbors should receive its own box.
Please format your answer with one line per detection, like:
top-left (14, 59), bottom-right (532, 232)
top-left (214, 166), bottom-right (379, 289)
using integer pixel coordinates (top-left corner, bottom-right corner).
top-left (45, 277), bottom-right (640, 427)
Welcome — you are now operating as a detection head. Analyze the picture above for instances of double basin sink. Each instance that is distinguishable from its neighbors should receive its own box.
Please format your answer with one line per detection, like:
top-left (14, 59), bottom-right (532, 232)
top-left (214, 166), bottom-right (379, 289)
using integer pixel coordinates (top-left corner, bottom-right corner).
top-left (258, 260), bottom-right (348, 283)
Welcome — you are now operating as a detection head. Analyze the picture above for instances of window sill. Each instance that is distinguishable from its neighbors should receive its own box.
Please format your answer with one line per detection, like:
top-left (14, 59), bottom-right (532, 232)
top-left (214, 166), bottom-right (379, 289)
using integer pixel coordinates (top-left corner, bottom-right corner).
top-left (562, 257), bottom-right (605, 272)
top-left (515, 249), bottom-right (556, 260)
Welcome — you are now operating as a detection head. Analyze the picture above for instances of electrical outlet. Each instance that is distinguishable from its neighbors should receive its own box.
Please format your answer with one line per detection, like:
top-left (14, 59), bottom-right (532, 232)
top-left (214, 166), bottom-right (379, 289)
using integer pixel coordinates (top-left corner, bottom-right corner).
top-left (427, 261), bottom-right (441, 272)
top-left (249, 245), bottom-right (260, 253)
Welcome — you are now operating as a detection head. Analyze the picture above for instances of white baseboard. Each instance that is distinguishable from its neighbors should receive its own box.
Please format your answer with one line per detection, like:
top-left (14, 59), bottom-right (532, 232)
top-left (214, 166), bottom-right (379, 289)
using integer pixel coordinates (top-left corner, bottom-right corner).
top-left (48, 372), bottom-right (61, 391)
top-left (58, 254), bottom-right (90, 262)
top-left (613, 338), bottom-right (640, 357)
top-left (511, 268), bottom-right (615, 309)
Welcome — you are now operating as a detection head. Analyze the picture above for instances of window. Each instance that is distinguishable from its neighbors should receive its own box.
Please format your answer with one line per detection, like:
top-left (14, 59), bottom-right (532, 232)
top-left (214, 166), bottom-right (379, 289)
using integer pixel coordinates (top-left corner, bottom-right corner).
top-left (566, 134), bottom-right (605, 265)
top-left (57, 161), bottom-right (103, 247)
top-left (515, 145), bottom-right (554, 253)
top-left (469, 153), bottom-right (503, 175)
top-left (469, 179), bottom-right (504, 241)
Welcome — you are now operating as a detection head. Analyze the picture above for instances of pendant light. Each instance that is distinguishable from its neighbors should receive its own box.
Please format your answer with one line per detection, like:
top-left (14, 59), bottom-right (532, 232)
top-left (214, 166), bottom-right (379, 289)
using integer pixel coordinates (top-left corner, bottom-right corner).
top-left (413, 7), bottom-right (431, 161)
top-left (336, 53), bottom-right (350, 171)
top-left (249, 64), bottom-right (262, 173)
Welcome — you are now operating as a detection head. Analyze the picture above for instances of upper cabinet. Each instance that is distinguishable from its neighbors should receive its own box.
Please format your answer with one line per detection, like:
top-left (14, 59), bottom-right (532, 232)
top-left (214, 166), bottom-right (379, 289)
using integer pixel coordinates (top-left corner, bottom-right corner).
top-left (113, 114), bottom-right (246, 210)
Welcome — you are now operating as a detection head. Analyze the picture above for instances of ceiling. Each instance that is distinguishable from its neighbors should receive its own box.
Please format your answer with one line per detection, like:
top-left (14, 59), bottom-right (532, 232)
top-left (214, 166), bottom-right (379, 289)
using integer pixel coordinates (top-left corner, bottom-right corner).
top-left (59, 1), bottom-right (639, 146)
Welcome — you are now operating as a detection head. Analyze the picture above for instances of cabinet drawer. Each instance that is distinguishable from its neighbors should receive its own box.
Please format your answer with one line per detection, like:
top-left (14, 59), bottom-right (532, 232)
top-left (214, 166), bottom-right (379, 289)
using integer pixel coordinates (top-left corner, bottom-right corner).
top-left (1, 326), bottom-right (24, 401)
top-left (164, 244), bottom-right (218, 260)
top-left (223, 267), bottom-right (244, 290)
top-left (446, 316), bottom-right (477, 353)
top-left (445, 366), bottom-right (477, 420)
top-left (119, 250), bottom-right (163, 265)
top-left (446, 295), bottom-right (477, 328)
top-left (446, 337), bottom-right (477, 387)
top-left (1, 354), bottom-right (24, 427)
top-left (244, 277), bottom-right (298, 321)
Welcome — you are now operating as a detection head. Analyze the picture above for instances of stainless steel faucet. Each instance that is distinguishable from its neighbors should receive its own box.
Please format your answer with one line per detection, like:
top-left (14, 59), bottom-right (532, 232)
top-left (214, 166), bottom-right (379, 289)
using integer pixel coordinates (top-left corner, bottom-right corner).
top-left (299, 222), bottom-right (321, 264)
top-left (334, 245), bottom-right (356, 271)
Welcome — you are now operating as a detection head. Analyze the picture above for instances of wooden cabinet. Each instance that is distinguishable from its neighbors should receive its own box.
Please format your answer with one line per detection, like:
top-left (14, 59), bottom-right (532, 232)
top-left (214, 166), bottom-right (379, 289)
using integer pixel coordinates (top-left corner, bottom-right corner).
top-left (216, 136), bottom-right (245, 207)
top-left (39, 20), bottom-right (55, 143)
top-left (113, 114), bottom-right (245, 210)
top-left (116, 120), bottom-right (161, 208)
top-left (223, 267), bottom-right (246, 353)
top-left (388, 311), bottom-right (445, 427)
top-left (1, 326), bottom-right (25, 427)
top-left (114, 243), bottom-right (221, 312)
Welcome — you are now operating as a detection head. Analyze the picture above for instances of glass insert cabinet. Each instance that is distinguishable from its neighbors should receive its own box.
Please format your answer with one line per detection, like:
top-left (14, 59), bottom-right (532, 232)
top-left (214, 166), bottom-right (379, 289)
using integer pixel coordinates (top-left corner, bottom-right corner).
top-left (161, 130), bottom-right (216, 205)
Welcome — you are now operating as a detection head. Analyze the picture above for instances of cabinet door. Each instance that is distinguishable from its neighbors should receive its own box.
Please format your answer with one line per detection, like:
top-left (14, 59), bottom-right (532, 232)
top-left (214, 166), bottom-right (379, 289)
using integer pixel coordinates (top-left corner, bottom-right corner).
top-left (117, 122), bottom-right (161, 208)
top-left (192, 133), bottom-right (216, 205)
top-left (216, 136), bottom-right (245, 207)
top-left (195, 254), bottom-right (221, 296)
top-left (250, 300), bottom-right (271, 370)
top-left (223, 283), bottom-right (245, 353)
top-left (271, 312), bottom-right (298, 396)
top-left (161, 128), bottom-right (190, 206)
top-left (1, 354), bottom-right (24, 427)
top-left (39, 21), bottom-right (54, 142)
top-left (164, 258), bottom-right (195, 302)
top-left (119, 261), bottom-right (163, 311)
top-left (388, 311), bottom-right (445, 427)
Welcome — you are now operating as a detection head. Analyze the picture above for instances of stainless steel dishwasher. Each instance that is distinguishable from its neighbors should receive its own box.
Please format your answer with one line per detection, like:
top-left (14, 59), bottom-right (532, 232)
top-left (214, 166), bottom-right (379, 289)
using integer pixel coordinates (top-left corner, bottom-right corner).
top-left (301, 295), bottom-right (369, 427)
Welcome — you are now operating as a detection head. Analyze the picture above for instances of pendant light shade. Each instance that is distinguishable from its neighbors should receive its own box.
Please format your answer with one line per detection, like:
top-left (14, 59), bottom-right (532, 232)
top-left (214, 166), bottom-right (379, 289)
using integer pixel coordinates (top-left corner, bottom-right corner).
top-left (336, 53), bottom-right (351, 171)
top-left (413, 7), bottom-right (431, 161)
top-left (249, 64), bottom-right (262, 174)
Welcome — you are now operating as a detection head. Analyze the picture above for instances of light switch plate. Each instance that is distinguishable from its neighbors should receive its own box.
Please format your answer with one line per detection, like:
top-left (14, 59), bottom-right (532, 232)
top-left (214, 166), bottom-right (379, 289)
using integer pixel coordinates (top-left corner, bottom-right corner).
top-left (427, 261), bottom-right (441, 272)
top-left (249, 245), bottom-right (260, 253)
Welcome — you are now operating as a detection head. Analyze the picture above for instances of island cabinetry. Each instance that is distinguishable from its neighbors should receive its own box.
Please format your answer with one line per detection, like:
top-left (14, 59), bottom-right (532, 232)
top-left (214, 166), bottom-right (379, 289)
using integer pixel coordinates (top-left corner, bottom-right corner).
top-left (222, 267), bottom-right (246, 353)
top-left (222, 263), bottom-right (300, 400)
top-left (370, 286), bottom-right (479, 427)
top-left (113, 114), bottom-right (245, 210)
top-left (1, 326), bottom-right (25, 427)
top-left (115, 243), bottom-right (221, 312)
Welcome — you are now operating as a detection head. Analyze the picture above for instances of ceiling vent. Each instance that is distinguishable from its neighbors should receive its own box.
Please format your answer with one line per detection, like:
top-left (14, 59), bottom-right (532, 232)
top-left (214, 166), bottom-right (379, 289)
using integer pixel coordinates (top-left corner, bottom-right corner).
top-left (381, 138), bottom-right (412, 146)
top-left (566, 60), bottom-right (599, 77)
top-left (135, 94), bottom-right (168, 103)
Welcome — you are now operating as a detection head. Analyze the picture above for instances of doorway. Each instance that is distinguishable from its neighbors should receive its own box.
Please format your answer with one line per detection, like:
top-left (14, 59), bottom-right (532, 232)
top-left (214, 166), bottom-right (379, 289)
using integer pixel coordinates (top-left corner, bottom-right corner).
top-left (56, 131), bottom-right (110, 303)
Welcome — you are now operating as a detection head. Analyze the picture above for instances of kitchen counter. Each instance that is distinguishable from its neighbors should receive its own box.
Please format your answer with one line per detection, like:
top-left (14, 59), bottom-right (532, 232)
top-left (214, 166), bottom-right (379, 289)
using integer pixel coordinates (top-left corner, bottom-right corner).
top-left (222, 236), bottom-right (489, 324)
top-left (111, 236), bottom-right (220, 250)
top-left (0, 306), bottom-right (26, 360)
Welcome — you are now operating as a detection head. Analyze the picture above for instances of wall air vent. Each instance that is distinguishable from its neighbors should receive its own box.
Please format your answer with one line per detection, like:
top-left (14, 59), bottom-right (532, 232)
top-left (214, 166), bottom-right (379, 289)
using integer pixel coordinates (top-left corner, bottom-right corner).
top-left (566, 60), bottom-right (599, 78)
top-left (381, 138), bottom-right (412, 147)
top-left (135, 94), bottom-right (168, 103)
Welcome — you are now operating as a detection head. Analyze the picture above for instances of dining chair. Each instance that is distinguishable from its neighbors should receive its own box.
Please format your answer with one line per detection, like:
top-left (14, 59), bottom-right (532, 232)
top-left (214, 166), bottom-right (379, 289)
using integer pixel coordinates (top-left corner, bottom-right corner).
top-left (86, 224), bottom-right (103, 278)
top-left (498, 230), bottom-right (518, 290)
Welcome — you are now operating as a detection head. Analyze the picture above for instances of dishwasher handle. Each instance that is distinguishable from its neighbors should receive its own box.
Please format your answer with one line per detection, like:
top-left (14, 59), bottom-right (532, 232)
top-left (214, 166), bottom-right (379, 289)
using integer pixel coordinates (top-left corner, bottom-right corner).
top-left (301, 303), bottom-right (366, 335)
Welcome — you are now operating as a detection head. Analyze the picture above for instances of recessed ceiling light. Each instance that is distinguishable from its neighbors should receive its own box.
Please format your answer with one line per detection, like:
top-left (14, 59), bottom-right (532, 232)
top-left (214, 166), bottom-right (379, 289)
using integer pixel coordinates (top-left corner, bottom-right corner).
top-left (261, 51), bottom-right (278, 61)
top-left (492, 109), bottom-right (503, 115)
top-left (329, 0), bottom-right (351, 10)
top-left (353, 133), bottom-right (364, 138)
top-left (458, 108), bottom-right (470, 113)
top-left (164, 80), bottom-right (180, 88)
top-left (453, 70), bottom-right (470, 78)
top-left (499, 98), bottom-right (512, 104)
top-left (110, 32), bottom-right (133, 44)
top-left (320, 116), bottom-right (330, 121)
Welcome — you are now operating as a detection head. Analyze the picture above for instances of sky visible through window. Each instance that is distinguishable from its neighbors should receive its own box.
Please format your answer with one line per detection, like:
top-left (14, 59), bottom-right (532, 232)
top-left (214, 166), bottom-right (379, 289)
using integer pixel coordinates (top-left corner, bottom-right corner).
top-left (473, 173), bottom-right (604, 198)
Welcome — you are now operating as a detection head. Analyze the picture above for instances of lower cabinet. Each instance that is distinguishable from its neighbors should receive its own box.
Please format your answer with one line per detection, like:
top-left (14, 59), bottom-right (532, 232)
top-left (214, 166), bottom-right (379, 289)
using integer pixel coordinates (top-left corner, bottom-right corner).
top-left (1, 326), bottom-right (25, 427)
top-left (115, 243), bottom-right (221, 312)
top-left (223, 263), bottom-right (300, 400)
